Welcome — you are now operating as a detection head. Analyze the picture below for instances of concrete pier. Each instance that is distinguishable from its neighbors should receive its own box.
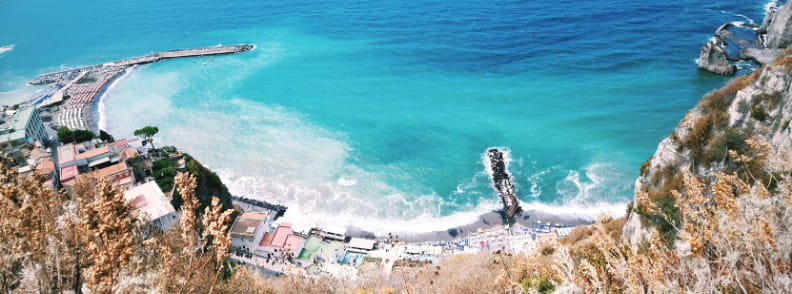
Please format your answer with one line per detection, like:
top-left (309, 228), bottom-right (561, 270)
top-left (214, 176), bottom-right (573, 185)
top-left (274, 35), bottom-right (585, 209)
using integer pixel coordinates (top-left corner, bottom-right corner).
top-left (30, 44), bottom-right (254, 132)
top-left (30, 44), bottom-right (254, 85)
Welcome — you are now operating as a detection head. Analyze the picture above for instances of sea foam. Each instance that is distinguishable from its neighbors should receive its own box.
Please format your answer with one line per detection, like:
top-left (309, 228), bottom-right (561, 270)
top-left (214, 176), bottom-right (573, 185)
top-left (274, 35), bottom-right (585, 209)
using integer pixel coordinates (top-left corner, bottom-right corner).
top-left (0, 44), bottom-right (13, 55)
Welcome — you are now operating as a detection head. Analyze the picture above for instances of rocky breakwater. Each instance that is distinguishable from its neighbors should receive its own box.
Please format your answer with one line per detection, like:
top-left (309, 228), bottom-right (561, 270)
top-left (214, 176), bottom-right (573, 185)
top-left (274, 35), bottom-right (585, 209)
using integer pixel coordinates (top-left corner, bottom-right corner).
top-left (697, 2), bottom-right (792, 75)
top-left (484, 148), bottom-right (521, 219)
top-left (624, 51), bottom-right (792, 245)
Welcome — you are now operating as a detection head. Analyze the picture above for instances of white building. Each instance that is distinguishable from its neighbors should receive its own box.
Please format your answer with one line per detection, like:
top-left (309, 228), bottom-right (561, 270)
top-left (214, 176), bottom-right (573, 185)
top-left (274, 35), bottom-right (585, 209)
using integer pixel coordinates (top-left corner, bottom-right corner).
top-left (346, 237), bottom-right (377, 253)
top-left (468, 225), bottom-right (511, 252)
top-left (508, 233), bottom-right (536, 254)
top-left (320, 225), bottom-right (347, 241)
top-left (229, 212), bottom-right (270, 255)
top-left (124, 181), bottom-right (178, 231)
top-left (0, 106), bottom-right (48, 166)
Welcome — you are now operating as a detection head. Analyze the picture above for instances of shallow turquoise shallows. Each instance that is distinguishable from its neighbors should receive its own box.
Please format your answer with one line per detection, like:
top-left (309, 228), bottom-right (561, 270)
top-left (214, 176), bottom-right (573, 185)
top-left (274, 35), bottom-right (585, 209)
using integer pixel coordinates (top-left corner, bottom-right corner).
top-left (0, 0), bottom-right (772, 231)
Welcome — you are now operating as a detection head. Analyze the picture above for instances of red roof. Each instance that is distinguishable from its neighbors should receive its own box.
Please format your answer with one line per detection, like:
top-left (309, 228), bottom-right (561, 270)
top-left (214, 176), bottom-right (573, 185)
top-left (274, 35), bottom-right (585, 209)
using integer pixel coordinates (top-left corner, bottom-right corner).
top-left (109, 139), bottom-right (128, 148)
top-left (260, 232), bottom-right (275, 247)
top-left (283, 234), bottom-right (305, 253)
top-left (128, 195), bottom-right (147, 209)
top-left (260, 223), bottom-right (292, 248)
top-left (60, 165), bottom-right (78, 181)
top-left (36, 160), bottom-right (55, 175)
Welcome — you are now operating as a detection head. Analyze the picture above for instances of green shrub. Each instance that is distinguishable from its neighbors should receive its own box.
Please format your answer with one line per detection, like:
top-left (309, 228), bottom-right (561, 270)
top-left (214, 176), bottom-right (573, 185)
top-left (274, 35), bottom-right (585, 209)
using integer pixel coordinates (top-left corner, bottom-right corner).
top-left (639, 157), bottom-right (651, 176)
top-left (750, 104), bottom-right (769, 121)
top-left (709, 128), bottom-right (747, 163)
top-left (652, 196), bottom-right (681, 246)
top-left (521, 276), bottom-right (558, 294)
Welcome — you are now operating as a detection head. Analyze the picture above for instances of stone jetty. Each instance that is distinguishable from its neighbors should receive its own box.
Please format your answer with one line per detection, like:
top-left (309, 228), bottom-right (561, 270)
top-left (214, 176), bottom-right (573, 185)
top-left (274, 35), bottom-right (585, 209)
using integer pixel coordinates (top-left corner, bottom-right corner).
top-left (485, 148), bottom-right (521, 218)
top-left (30, 44), bottom-right (254, 132)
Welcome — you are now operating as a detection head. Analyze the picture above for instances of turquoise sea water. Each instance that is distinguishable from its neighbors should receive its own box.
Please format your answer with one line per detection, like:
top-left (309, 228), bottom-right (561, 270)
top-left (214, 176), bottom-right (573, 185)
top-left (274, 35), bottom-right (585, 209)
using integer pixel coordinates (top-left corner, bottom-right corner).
top-left (0, 0), bottom-right (773, 231)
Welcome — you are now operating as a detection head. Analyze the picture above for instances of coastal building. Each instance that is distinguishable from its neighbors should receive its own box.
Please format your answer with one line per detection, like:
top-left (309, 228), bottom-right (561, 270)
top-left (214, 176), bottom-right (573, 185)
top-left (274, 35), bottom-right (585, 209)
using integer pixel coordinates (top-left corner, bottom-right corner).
top-left (535, 232), bottom-right (558, 246)
top-left (258, 223), bottom-right (305, 258)
top-left (13, 143), bottom-right (59, 185)
top-left (124, 181), bottom-right (178, 231)
top-left (468, 225), bottom-right (511, 252)
top-left (555, 226), bottom-right (574, 238)
top-left (319, 225), bottom-right (347, 241)
top-left (508, 233), bottom-right (536, 254)
top-left (83, 162), bottom-right (135, 190)
top-left (56, 140), bottom-right (139, 188)
top-left (230, 212), bottom-right (270, 257)
top-left (338, 238), bottom-right (377, 266)
top-left (0, 106), bottom-right (48, 166)
top-left (346, 238), bottom-right (377, 253)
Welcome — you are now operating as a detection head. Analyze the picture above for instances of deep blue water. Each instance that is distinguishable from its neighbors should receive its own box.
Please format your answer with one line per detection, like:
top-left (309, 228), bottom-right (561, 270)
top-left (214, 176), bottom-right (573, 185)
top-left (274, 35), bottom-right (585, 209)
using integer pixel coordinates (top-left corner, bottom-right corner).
top-left (0, 0), bottom-right (772, 231)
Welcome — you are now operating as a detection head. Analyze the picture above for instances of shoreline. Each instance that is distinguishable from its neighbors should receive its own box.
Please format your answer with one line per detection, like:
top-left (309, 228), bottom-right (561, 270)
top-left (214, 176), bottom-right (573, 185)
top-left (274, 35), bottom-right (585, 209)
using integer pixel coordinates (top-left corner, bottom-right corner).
top-left (345, 209), bottom-right (595, 243)
top-left (96, 65), bottom-right (136, 132)
top-left (31, 45), bottom-right (613, 244)
top-left (238, 193), bottom-right (616, 243)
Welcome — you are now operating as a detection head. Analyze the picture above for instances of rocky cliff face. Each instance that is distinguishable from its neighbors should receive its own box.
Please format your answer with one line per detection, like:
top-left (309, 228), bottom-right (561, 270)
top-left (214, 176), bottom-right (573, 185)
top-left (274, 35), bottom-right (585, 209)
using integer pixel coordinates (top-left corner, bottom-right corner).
top-left (697, 2), bottom-right (792, 75)
top-left (624, 52), bottom-right (792, 245)
top-left (765, 2), bottom-right (792, 49)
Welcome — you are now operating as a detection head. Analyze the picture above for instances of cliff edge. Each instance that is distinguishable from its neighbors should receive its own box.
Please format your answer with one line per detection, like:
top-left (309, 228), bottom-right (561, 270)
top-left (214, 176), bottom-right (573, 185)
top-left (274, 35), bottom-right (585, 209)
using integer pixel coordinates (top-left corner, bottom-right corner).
top-left (625, 51), bottom-right (792, 245)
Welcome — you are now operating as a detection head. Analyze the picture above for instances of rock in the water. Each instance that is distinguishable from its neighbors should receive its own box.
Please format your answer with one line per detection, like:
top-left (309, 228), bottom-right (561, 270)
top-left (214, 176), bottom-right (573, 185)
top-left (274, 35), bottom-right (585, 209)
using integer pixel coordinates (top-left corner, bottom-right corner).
top-left (765, 2), bottom-right (792, 48)
top-left (696, 38), bottom-right (736, 76)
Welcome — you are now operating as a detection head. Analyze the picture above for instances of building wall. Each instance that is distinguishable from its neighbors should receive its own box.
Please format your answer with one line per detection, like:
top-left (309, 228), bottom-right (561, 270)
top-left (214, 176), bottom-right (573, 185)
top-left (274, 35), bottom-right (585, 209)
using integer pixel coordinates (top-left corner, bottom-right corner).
top-left (153, 212), bottom-right (178, 231)
top-left (25, 109), bottom-right (47, 145)
top-left (232, 235), bottom-right (256, 252)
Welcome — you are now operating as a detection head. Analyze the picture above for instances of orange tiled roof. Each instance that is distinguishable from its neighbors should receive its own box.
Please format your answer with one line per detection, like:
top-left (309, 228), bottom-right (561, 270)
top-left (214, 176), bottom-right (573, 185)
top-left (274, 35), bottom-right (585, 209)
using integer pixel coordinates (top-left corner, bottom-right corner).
top-left (120, 148), bottom-right (138, 160)
top-left (35, 160), bottom-right (55, 175)
top-left (89, 162), bottom-right (129, 179)
top-left (74, 146), bottom-right (110, 160)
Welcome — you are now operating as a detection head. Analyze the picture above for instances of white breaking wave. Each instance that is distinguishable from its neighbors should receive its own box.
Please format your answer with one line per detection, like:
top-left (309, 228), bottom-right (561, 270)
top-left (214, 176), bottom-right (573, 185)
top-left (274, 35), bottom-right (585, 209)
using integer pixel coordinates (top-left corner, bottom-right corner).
top-left (721, 10), bottom-right (755, 25)
top-left (555, 161), bottom-right (632, 207)
top-left (765, 0), bottom-right (782, 15)
top-left (0, 44), bottom-right (13, 55)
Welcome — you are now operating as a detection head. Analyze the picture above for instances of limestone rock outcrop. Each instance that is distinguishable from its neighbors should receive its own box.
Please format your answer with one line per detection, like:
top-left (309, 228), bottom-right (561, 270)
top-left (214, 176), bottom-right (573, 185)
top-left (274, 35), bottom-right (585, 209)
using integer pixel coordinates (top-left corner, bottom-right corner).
top-left (764, 2), bottom-right (792, 48)
top-left (696, 37), bottom-right (737, 76)
top-left (697, 2), bottom-right (792, 75)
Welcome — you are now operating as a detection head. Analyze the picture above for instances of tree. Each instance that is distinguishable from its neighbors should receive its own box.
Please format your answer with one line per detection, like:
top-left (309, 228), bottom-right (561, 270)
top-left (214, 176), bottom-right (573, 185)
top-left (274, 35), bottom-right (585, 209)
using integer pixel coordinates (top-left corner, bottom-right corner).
top-left (71, 130), bottom-right (95, 143)
top-left (134, 126), bottom-right (159, 149)
top-left (56, 127), bottom-right (94, 144)
top-left (99, 130), bottom-right (114, 143)
top-left (57, 126), bottom-right (73, 143)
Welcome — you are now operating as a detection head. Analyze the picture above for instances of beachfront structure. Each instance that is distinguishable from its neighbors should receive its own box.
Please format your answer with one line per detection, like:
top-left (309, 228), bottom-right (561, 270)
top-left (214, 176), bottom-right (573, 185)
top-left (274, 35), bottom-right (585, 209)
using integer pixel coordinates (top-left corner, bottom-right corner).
top-left (124, 181), bottom-right (178, 231)
top-left (84, 162), bottom-right (135, 190)
top-left (468, 225), bottom-right (511, 252)
top-left (508, 234), bottom-right (537, 254)
top-left (20, 144), bottom-right (58, 186)
top-left (555, 226), bottom-right (574, 238)
top-left (230, 212), bottom-right (270, 256)
top-left (404, 244), bottom-right (443, 256)
top-left (346, 238), bottom-right (377, 253)
top-left (258, 223), bottom-right (305, 258)
top-left (319, 225), bottom-right (347, 241)
top-left (535, 232), bottom-right (558, 246)
top-left (337, 237), bottom-right (377, 266)
top-left (0, 106), bottom-right (48, 166)
top-left (57, 140), bottom-right (138, 187)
